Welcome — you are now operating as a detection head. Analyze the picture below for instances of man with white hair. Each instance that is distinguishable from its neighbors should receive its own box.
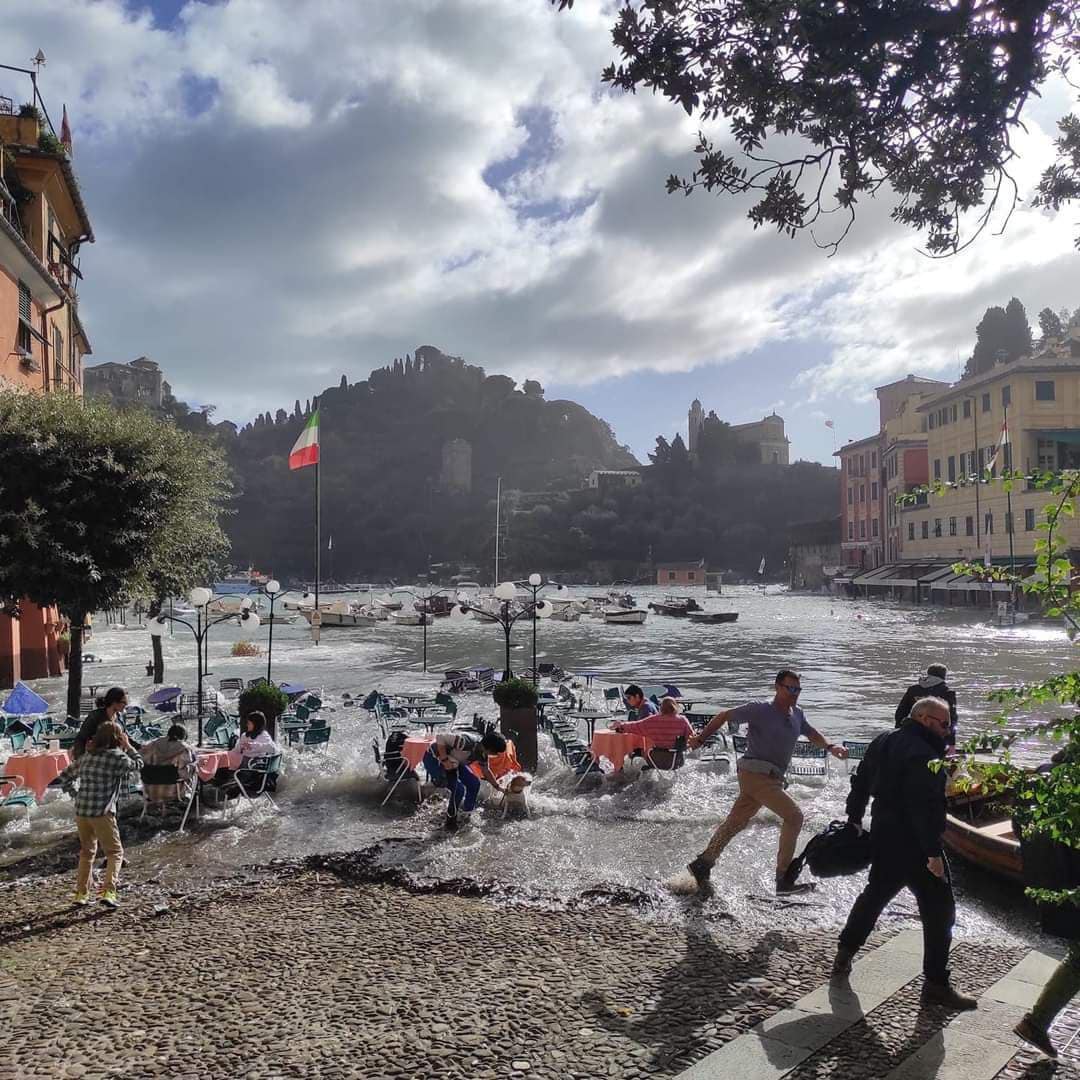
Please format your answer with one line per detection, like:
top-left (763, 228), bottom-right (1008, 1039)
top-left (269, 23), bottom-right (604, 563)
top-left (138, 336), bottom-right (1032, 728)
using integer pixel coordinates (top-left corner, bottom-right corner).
top-left (832, 696), bottom-right (977, 1010)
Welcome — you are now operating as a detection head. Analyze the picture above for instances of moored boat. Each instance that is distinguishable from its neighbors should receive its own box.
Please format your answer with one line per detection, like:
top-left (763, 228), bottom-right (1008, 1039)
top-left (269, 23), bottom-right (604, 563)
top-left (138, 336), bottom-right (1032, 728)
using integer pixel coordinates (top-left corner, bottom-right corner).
top-left (687, 611), bottom-right (739, 624)
top-left (603, 608), bottom-right (648, 625)
top-left (648, 596), bottom-right (702, 616)
top-left (300, 600), bottom-right (377, 628)
top-left (943, 790), bottom-right (1023, 882)
top-left (388, 610), bottom-right (433, 626)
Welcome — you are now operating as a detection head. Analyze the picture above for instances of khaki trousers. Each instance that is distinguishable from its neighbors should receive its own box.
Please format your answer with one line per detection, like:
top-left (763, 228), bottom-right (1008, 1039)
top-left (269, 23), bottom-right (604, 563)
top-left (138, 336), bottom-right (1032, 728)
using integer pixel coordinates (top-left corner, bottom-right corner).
top-left (700, 768), bottom-right (804, 877)
top-left (75, 814), bottom-right (123, 895)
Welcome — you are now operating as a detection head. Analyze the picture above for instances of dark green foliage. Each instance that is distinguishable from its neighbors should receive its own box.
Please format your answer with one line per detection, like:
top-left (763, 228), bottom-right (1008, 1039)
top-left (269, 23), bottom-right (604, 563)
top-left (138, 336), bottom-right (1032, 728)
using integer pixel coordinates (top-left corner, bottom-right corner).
top-left (551, 0), bottom-right (1080, 253)
top-left (37, 130), bottom-right (65, 156)
top-left (238, 682), bottom-right (288, 720)
top-left (1038, 307), bottom-right (1065, 346)
top-left (493, 677), bottom-right (539, 709)
top-left (963, 298), bottom-right (1034, 378)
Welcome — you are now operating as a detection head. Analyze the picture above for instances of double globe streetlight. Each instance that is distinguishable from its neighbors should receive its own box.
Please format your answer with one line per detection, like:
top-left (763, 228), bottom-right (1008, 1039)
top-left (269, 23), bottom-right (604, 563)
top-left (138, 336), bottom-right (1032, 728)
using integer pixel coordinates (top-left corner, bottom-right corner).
top-left (149, 586), bottom-right (261, 745)
top-left (450, 578), bottom-right (553, 682)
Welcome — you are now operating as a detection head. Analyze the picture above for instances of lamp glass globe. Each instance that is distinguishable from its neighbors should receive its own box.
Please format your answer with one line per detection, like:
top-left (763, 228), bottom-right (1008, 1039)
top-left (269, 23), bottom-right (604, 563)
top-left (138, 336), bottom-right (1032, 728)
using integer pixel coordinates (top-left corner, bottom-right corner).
top-left (528, 573), bottom-right (542, 587)
top-left (450, 604), bottom-right (470, 621)
top-left (245, 611), bottom-right (261, 628)
top-left (266, 579), bottom-right (281, 595)
top-left (535, 600), bottom-right (553, 619)
top-left (494, 581), bottom-right (517, 601)
top-left (148, 616), bottom-right (167, 638)
top-left (240, 596), bottom-right (253, 610)
top-left (189, 586), bottom-right (212, 608)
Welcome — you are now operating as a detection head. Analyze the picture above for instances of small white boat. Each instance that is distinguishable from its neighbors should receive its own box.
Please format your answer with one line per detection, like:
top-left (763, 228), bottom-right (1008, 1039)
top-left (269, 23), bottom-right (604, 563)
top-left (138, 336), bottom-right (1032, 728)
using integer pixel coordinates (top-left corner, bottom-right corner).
top-left (603, 608), bottom-right (648, 625)
top-left (388, 611), bottom-right (433, 626)
top-left (547, 598), bottom-right (582, 622)
top-left (301, 601), bottom-right (376, 628)
top-left (374, 595), bottom-right (404, 612)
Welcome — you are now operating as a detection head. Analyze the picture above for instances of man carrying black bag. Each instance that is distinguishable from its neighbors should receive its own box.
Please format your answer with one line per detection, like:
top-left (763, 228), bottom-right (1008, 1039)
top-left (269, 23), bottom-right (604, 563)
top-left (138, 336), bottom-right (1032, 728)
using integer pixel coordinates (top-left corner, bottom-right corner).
top-left (831, 697), bottom-right (977, 1010)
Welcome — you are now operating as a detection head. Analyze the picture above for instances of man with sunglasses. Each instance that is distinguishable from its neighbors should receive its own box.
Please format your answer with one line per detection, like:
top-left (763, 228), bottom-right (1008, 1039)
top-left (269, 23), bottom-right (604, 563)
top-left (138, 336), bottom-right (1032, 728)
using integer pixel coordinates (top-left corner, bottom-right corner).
top-left (686, 670), bottom-right (847, 896)
top-left (831, 696), bottom-right (976, 1010)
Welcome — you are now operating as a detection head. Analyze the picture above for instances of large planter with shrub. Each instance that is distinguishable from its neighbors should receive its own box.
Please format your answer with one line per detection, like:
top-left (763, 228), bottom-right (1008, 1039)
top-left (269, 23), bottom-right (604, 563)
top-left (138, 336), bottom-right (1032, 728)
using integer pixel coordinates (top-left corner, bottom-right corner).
top-left (237, 682), bottom-right (288, 741)
top-left (492, 677), bottom-right (538, 772)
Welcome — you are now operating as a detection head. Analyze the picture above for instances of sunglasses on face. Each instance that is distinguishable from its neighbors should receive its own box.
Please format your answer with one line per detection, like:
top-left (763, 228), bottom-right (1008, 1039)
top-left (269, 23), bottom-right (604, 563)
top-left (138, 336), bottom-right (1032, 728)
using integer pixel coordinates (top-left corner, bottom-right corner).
top-left (780, 684), bottom-right (801, 695)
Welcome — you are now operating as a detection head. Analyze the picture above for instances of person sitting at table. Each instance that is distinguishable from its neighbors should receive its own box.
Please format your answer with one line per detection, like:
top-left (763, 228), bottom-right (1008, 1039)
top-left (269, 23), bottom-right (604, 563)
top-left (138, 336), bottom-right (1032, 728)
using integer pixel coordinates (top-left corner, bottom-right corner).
top-left (72, 687), bottom-right (129, 760)
top-left (422, 729), bottom-right (507, 829)
top-left (624, 685), bottom-right (658, 721)
top-left (140, 724), bottom-right (196, 804)
top-left (613, 696), bottom-right (694, 770)
top-left (211, 712), bottom-right (281, 796)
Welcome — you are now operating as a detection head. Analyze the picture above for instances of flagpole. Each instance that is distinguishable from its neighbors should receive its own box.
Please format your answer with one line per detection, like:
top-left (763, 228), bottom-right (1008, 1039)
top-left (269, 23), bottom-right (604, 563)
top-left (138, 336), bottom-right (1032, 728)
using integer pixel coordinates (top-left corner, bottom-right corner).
top-left (314, 456), bottom-right (321, 645)
top-left (1005, 403), bottom-right (1015, 585)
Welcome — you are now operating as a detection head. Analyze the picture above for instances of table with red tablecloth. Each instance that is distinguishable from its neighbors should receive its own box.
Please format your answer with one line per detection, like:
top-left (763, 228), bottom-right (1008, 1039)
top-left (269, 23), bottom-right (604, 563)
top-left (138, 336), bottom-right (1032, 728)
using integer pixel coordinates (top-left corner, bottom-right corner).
top-left (589, 729), bottom-right (652, 770)
top-left (194, 748), bottom-right (242, 781)
top-left (400, 734), bottom-right (521, 779)
top-left (1, 750), bottom-right (70, 801)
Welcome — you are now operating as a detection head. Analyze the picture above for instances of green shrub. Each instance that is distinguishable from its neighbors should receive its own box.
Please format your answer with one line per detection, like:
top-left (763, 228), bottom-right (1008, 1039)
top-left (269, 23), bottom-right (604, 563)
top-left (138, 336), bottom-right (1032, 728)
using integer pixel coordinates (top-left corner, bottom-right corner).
top-left (238, 682), bottom-right (288, 719)
top-left (492, 677), bottom-right (538, 709)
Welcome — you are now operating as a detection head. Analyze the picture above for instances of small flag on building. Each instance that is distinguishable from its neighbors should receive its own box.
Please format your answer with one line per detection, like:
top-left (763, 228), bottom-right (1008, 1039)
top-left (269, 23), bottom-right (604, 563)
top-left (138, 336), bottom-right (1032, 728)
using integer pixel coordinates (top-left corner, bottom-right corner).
top-left (288, 409), bottom-right (320, 470)
top-left (824, 419), bottom-right (834, 428)
top-left (757, 556), bottom-right (766, 576)
top-left (60, 105), bottom-right (72, 153)
top-left (985, 416), bottom-right (1009, 473)
top-left (327, 535), bottom-right (333, 551)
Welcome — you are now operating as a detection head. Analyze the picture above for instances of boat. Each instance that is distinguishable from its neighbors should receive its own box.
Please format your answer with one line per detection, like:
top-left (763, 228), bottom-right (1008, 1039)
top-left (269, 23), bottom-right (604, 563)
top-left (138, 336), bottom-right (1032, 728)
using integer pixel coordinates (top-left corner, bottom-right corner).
top-left (300, 600), bottom-right (377, 628)
top-left (214, 567), bottom-right (270, 595)
top-left (373, 595), bottom-right (404, 612)
top-left (546, 598), bottom-right (582, 622)
top-left (648, 596), bottom-right (702, 616)
top-left (388, 611), bottom-right (433, 626)
top-left (604, 608), bottom-right (648, 625)
top-left (687, 611), bottom-right (739, 624)
top-left (943, 789), bottom-right (1023, 882)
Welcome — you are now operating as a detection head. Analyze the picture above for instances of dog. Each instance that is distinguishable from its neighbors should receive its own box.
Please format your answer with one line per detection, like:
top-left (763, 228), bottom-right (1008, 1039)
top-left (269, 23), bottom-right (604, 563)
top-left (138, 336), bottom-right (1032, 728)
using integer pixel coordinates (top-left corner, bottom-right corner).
top-left (499, 774), bottom-right (532, 818)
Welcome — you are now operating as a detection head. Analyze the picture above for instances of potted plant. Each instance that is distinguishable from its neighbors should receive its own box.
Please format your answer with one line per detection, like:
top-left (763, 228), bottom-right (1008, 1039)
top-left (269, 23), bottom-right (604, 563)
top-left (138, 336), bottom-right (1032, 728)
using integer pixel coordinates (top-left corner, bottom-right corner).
top-left (493, 676), bottom-right (538, 771)
top-left (238, 682), bottom-right (288, 741)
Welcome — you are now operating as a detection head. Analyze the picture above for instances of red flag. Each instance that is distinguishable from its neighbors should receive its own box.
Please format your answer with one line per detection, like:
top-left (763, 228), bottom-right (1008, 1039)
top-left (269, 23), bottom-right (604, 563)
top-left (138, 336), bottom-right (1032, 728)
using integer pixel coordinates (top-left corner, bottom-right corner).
top-left (60, 105), bottom-right (72, 153)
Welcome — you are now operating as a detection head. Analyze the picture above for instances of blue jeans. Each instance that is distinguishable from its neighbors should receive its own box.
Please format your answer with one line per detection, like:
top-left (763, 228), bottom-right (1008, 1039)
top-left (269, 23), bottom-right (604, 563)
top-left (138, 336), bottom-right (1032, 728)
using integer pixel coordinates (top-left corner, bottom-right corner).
top-left (422, 750), bottom-right (480, 814)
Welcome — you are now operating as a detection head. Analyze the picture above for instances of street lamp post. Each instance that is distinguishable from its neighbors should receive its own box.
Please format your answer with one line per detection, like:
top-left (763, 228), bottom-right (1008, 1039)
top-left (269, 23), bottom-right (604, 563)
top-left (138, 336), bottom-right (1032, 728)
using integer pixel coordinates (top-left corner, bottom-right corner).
top-left (522, 573), bottom-right (563, 683)
top-left (149, 586), bottom-right (261, 745)
top-left (253, 579), bottom-right (282, 683)
top-left (403, 585), bottom-right (457, 672)
top-left (450, 580), bottom-right (552, 682)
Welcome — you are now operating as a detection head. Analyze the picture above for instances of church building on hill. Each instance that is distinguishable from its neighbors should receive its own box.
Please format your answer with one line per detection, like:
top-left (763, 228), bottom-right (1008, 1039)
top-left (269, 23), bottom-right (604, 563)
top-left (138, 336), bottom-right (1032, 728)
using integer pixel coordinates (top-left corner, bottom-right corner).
top-left (688, 399), bottom-right (790, 464)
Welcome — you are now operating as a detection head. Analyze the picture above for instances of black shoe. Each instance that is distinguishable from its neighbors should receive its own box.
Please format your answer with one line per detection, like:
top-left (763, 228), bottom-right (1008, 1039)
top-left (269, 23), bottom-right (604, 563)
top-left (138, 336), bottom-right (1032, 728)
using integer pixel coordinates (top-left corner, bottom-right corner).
top-left (687, 857), bottom-right (713, 895)
top-left (776, 878), bottom-right (816, 896)
top-left (830, 947), bottom-right (855, 983)
top-left (1014, 1015), bottom-right (1057, 1058)
top-left (444, 813), bottom-right (459, 832)
top-left (922, 980), bottom-right (978, 1010)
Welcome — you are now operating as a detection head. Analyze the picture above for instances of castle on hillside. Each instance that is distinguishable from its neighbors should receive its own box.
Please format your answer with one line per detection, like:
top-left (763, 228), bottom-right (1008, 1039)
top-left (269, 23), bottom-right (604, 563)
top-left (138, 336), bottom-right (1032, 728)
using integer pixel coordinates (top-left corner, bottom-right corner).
top-left (688, 400), bottom-right (790, 464)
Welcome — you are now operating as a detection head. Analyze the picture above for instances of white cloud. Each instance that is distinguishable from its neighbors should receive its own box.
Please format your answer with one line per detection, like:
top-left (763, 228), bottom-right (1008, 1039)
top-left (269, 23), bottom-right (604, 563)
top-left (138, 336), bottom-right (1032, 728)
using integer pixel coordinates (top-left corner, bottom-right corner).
top-left (5, 0), bottom-right (1077, 428)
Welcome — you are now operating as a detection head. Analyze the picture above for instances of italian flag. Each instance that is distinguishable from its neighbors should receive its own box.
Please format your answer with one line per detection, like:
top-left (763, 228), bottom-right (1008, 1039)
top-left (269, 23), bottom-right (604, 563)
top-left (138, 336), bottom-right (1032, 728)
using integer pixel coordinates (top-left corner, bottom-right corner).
top-left (985, 416), bottom-right (1009, 473)
top-left (289, 410), bottom-right (320, 470)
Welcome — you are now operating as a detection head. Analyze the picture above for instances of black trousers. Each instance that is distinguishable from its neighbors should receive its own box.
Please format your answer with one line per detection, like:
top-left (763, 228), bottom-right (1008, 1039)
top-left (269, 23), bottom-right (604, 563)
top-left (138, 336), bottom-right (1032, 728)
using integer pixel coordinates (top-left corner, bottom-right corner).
top-left (838, 843), bottom-right (955, 983)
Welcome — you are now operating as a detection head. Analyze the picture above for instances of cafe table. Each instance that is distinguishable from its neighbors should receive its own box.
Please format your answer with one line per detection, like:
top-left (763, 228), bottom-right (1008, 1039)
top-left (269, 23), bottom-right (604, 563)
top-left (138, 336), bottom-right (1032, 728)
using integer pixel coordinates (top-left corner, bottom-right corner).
top-left (194, 747), bottom-right (242, 782)
top-left (588, 729), bottom-right (652, 771)
top-left (1, 748), bottom-right (70, 801)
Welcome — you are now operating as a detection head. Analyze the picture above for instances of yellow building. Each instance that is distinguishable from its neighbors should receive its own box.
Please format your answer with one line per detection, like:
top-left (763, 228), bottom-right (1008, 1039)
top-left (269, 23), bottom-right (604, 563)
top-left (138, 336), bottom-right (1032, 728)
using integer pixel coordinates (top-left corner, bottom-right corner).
top-left (900, 341), bottom-right (1080, 562)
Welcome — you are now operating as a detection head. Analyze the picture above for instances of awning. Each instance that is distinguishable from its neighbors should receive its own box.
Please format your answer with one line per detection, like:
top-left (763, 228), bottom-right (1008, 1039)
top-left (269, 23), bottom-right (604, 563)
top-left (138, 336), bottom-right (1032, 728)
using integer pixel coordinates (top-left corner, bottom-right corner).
top-left (851, 566), bottom-right (896, 585)
top-left (1031, 429), bottom-right (1080, 444)
top-left (1, 681), bottom-right (50, 716)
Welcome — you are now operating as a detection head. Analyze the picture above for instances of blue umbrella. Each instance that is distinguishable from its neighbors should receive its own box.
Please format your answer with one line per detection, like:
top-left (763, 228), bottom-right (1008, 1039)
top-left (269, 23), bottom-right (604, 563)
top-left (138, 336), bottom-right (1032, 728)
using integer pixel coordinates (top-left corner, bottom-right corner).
top-left (279, 682), bottom-right (307, 697)
top-left (1, 682), bottom-right (50, 716)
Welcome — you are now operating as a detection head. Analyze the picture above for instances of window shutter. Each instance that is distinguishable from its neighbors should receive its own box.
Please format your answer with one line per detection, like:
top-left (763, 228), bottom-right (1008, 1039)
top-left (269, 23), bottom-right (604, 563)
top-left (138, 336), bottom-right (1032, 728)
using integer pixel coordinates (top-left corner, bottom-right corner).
top-left (18, 281), bottom-right (31, 322)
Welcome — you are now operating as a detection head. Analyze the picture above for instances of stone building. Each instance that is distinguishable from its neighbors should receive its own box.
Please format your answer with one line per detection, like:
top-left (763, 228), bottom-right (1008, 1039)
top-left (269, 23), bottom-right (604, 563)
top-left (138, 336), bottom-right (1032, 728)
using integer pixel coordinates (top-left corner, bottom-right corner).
top-left (439, 437), bottom-right (472, 493)
top-left (687, 400), bottom-right (790, 464)
top-left (84, 355), bottom-right (171, 409)
top-left (788, 516), bottom-right (842, 590)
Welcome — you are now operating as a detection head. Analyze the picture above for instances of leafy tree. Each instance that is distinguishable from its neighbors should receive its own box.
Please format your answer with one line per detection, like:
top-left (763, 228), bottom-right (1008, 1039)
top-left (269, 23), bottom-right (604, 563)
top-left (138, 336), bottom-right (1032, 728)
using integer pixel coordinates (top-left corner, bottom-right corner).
top-left (648, 435), bottom-right (672, 467)
top-left (523, 379), bottom-right (545, 399)
top-left (551, 0), bottom-right (1080, 253)
top-left (1038, 307), bottom-right (1065, 347)
top-left (0, 392), bottom-right (231, 717)
top-left (964, 298), bottom-right (1033, 378)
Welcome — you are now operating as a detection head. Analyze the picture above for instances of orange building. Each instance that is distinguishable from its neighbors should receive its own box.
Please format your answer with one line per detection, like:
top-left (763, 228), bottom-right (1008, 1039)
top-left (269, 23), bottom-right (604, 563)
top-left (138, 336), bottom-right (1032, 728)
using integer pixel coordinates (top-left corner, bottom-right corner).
top-left (0, 72), bottom-right (94, 687)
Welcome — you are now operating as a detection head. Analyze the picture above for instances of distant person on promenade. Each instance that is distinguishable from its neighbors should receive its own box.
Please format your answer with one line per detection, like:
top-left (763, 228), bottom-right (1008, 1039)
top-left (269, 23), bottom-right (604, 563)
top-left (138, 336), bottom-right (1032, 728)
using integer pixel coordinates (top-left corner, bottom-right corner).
top-left (140, 724), bottom-right (196, 803)
top-left (895, 664), bottom-right (958, 745)
top-left (56, 720), bottom-right (143, 909)
top-left (685, 671), bottom-right (848, 896)
top-left (832, 697), bottom-right (977, 1010)
top-left (623, 685), bottom-right (658, 721)
top-left (613, 696), bottom-right (694, 769)
top-left (423, 730), bottom-right (507, 829)
top-left (72, 687), bottom-right (129, 760)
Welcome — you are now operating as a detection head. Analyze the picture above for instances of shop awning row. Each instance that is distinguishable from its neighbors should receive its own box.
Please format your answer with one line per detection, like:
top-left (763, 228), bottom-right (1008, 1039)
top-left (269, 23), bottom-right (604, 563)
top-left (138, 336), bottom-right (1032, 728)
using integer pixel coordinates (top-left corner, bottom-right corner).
top-left (851, 562), bottom-right (1035, 591)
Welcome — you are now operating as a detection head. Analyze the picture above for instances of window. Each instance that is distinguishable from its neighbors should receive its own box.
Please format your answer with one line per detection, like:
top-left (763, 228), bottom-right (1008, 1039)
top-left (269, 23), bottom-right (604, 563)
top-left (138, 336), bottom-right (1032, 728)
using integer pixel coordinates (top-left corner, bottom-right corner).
top-left (848, 487), bottom-right (853, 505)
top-left (965, 516), bottom-right (974, 536)
top-left (947, 456), bottom-right (956, 483)
top-left (949, 517), bottom-right (957, 536)
top-left (687, 571), bottom-right (695, 581)
top-left (1035, 380), bottom-right (1055, 401)
top-left (1002, 385), bottom-right (1011, 408)
top-left (871, 451), bottom-right (877, 468)
top-left (985, 512), bottom-right (994, 535)
top-left (963, 399), bottom-right (971, 418)
top-left (872, 519), bottom-right (879, 538)
top-left (859, 520), bottom-right (866, 539)
top-left (53, 326), bottom-right (63, 387)
top-left (907, 523), bottom-right (915, 541)
top-left (929, 413), bottom-right (936, 430)
top-left (977, 447), bottom-right (986, 472)
top-left (668, 571), bottom-right (676, 581)
top-left (871, 481), bottom-right (878, 501)
top-left (982, 392), bottom-right (991, 412)
top-left (1005, 512), bottom-right (1013, 535)
top-left (933, 459), bottom-right (941, 480)
top-left (1025, 508), bottom-right (1036, 531)
top-left (860, 485), bottom-right (865, 503)
top-left (950, 404), bottom-right (957, 422)
top-left (921, 520), bottom-right (929, 539)
top-left (933, 518), bottom-right (942, 537)
top-left (848, 522), bottom-right (854, 540)
top-left (1038, 438), bottom-right (1057, 472)
top-left (1003, 443), bottom-right (1012, 471)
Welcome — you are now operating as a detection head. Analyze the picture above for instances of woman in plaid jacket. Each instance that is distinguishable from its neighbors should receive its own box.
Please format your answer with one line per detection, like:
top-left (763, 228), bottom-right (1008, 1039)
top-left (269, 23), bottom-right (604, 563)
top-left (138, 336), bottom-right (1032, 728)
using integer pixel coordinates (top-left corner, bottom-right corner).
top-left (56, 719), bottom-right (142, 909)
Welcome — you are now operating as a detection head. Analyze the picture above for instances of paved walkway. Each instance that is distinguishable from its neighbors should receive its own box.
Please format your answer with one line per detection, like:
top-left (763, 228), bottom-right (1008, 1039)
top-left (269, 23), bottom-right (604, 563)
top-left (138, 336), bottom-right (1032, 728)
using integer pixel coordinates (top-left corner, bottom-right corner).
top-left (676, 929), bottom-right (1078, 1080)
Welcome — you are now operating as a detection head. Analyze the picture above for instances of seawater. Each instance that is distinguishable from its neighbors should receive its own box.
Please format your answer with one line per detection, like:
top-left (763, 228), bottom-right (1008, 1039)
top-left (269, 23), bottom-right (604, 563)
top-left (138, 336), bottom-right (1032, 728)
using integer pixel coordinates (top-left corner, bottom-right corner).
top-left (2, 586), bottom-right (1072, 942)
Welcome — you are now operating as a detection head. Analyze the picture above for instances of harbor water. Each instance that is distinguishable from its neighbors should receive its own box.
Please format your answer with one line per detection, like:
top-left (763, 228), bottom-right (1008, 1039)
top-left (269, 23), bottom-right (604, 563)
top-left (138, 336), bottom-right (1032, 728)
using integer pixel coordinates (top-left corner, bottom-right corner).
top-left (2, 586), bottom-right (1073, 943)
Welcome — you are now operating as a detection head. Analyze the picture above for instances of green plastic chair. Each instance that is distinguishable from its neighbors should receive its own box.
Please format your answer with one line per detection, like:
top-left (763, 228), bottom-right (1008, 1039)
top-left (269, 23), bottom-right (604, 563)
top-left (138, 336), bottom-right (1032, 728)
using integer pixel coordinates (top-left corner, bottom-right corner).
top-left (0, 774), bottom-right (35, 820)
top-left (301, 726), bottom-right (331, 750)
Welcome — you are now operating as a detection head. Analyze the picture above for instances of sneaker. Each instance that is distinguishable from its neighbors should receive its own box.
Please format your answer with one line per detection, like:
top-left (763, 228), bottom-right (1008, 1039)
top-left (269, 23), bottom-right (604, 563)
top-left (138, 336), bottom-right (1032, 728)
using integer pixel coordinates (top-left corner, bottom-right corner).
top-left (99, 890), bottom-right (120, 910)
top-left (776, 878), bottom-right (817, 896)
top-left (830, 947), bottom-right (855, 983)
top-left (1014, 1015), bottom-right (1057, 1058)
top-left (72, 892), bottom-right (90, 908)
top-left (687, 857), bottom-right (713, 896)
top-left (921, 980), bottom-right (977, 1010)
top-left (444, 813), bottom-right (459, 832)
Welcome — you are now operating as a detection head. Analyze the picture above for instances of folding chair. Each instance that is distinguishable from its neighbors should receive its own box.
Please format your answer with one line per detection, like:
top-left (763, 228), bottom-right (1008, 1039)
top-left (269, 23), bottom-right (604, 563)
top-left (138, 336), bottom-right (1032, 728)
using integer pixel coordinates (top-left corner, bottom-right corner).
top-left (644, 735), bottom-right (688, 774)
top-left (0, 774), bottom-right (35, 821)
top-left (300, 726), bottom-right (331, 751)
top-left (788, 740), bottom-right (828, 778)
top-left (603, 687), bottom-right (623, 713)
top-left (842, 740), bottom-right (871, 773)
top-left (139, 764), bottom-right (200, 831)
top-left (219, 678), bottom-right (245, 694)
top-left (376, 738), bottom-right (422, 806)
top-left (218, 754), bottom-right (281, 814)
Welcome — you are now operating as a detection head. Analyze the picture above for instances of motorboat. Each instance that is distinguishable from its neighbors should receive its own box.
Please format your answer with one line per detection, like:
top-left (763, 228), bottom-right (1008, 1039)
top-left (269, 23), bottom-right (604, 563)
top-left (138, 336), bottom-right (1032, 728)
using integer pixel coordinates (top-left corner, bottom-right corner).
top-left (648, 596), bottom-right (702, 616)
top-left (603, 608), bottom-right (648, 625)
top-left (943, 788), bottom-right (1022, 882)
top-left (687, 610), bottom-right (739, 624)
top-left (388, 610), bottom-right (433, 626)
top-left (300, 600), bottom-right (377, 628)
top-left (546, 598), bottom-right (582, 622)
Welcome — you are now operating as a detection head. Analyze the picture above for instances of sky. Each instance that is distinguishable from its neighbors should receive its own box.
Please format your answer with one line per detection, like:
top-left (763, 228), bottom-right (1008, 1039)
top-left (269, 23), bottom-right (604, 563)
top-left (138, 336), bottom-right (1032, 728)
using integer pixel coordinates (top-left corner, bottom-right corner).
top-left (8, 0), bottom-right (1079, 465)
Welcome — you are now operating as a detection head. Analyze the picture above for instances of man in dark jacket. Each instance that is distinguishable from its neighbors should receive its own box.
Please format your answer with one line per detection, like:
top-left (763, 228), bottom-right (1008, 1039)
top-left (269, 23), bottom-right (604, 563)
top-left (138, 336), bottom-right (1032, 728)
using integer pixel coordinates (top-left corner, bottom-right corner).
top-left (831, 697), bottom-right (977, 1010)
top-left (895, 663), bottom-right (958, 745)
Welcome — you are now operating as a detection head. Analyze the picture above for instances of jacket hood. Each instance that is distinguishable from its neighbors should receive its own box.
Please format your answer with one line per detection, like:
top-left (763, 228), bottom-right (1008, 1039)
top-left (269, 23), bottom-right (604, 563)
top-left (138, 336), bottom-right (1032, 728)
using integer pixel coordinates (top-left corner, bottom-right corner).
top-left (918, 675), bottom-right (945, 689)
